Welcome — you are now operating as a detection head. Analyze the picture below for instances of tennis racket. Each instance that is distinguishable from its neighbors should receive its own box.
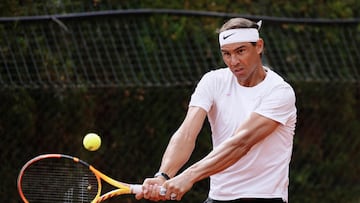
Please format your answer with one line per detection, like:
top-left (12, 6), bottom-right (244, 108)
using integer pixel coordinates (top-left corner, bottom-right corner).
top-left (17, 154), bottom-right (143, 203)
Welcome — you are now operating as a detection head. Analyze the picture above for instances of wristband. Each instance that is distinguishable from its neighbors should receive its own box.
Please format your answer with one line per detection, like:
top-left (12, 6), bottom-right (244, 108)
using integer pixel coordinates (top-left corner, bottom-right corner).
top-left (154, 172), bottom-right (170, 180)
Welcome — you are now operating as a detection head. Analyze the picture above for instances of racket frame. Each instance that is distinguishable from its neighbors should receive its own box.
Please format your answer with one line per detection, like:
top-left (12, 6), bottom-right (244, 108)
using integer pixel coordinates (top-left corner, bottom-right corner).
top-left (17, 154), bottom-right (141, 203)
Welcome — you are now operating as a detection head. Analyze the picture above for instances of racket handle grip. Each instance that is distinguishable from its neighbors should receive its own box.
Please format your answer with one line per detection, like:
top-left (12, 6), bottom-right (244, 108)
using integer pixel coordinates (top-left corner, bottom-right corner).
top-left (130, 184), bottom-right (143, 194)
top-left (130, 184), bottom-right (167, 195)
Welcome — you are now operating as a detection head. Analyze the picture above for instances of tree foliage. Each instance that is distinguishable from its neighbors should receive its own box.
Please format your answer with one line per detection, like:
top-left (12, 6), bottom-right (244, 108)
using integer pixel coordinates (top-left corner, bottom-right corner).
top-left (0, 0), bottom-right (359, 18)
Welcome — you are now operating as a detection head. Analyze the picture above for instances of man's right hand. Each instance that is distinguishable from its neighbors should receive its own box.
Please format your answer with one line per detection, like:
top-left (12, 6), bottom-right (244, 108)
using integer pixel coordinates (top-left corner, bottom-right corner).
top-left (135, 177), bottom-right (166, 201)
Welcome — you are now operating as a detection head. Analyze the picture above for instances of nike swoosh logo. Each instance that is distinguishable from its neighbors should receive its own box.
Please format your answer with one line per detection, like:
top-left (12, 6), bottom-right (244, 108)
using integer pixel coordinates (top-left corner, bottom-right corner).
top-left (223, 32), bottom-right (235, 40)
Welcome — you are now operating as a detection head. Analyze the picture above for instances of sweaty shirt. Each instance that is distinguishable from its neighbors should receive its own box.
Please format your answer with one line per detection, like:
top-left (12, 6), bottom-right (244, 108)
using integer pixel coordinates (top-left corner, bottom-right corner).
top-left (189, 67), bottom-right (296, 202)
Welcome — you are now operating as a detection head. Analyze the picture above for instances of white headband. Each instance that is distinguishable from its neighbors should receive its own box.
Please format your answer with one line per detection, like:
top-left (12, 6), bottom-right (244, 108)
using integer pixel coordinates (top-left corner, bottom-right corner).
top-left (219, 20), bottom-right (262, 46)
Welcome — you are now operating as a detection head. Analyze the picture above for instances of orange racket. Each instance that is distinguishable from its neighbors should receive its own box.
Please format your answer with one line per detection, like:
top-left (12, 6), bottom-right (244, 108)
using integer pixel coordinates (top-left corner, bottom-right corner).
top-left (17, 154), bottom-right (142, 203)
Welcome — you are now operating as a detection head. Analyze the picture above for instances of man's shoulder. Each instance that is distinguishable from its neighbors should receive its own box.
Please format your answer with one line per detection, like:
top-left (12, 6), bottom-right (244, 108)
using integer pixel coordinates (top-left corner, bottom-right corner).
top-left (266, 68), bottom-right (292, 87)
top-left (206, 67), bottom-right (229, 74)
top-left (203, 67), bottom-right (231, 79)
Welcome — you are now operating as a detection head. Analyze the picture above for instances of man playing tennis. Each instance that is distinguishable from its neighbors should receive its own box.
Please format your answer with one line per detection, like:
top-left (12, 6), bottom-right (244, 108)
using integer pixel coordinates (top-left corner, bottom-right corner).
top-left (136, 17), bottom-right (297, 203)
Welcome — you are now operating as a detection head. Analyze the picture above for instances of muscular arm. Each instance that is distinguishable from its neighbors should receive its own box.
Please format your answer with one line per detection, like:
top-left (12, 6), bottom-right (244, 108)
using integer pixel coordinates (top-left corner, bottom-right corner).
top-left (138, 106), bottom-right (206, 201)
top-left (163, 113), bottom-right (280, 199)
top-left (186, 113), bottom-right (279, 180)
top-left (159, 106), bottom-right (207, 178)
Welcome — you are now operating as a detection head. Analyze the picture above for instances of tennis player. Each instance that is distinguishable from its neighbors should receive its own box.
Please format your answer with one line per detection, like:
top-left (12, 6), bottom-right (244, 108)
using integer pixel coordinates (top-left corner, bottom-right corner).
top-left (136, 17), bottom-right (297, 203)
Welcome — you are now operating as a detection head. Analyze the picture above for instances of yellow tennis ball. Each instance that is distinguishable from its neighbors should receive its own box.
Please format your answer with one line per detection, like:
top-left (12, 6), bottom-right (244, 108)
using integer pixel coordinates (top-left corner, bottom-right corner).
top-left (83, 133), bottom-right (101, 151)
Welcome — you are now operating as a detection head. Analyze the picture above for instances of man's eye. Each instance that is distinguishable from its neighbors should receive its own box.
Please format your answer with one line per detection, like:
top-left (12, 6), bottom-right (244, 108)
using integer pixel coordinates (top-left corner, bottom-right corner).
top-left (237, 49), bottom-right (246, 54)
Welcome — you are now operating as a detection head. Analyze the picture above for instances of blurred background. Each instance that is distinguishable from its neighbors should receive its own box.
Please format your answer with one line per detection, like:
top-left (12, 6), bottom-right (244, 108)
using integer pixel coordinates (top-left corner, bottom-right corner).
top-left (0, 1), bottom-right (359, 203)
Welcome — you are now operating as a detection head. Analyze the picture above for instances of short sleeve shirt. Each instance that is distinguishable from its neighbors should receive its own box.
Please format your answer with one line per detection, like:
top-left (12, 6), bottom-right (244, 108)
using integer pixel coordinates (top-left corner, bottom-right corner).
top-left (189, 67), bottom-right (297, 202)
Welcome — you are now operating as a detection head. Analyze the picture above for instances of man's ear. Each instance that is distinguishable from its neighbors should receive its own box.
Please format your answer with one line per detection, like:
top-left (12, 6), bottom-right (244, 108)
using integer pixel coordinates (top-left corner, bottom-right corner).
top-left (256, 39), bottom-right (264, 54)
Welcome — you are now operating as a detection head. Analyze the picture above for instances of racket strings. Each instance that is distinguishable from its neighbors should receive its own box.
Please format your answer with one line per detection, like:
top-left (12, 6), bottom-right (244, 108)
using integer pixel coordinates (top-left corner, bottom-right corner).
top-left (20, 158), bottom-right (99, 202)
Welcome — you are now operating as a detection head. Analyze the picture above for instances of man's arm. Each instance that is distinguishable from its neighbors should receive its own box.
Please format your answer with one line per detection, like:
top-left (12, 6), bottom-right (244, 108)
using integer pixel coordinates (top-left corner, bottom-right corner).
top-left (162, 112), bottom-right (280, 200)
top-left (159, 106), bottom-right (207, 177)
top-left (137, 106), bottom-right (207, 200)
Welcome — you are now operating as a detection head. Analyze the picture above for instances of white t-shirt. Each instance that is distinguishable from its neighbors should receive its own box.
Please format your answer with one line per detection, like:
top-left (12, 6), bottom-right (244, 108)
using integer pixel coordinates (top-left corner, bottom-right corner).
top-left (189, 67), bottom-right (297, 202)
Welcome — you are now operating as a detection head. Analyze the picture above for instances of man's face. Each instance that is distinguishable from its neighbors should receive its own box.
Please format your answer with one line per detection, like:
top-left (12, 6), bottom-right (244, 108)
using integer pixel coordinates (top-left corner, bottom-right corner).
top-left (220, 40), bottom-right (263, 85)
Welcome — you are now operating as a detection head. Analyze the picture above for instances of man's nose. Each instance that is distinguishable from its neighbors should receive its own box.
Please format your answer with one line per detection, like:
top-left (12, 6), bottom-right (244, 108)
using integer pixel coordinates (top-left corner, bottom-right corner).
top-left (230, 54), bottom-right (239, 66)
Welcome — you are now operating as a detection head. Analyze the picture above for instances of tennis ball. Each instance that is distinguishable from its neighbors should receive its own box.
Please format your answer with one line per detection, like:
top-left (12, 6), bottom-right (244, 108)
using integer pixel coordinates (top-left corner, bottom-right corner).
top-left (83, 133), bottom-right (101, 151)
